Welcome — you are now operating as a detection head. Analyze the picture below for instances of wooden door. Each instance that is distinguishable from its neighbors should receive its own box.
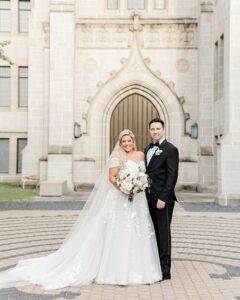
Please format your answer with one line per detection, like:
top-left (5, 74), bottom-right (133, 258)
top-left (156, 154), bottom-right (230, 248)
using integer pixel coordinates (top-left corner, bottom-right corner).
top-left (110, 93), bottom-right (160, 151)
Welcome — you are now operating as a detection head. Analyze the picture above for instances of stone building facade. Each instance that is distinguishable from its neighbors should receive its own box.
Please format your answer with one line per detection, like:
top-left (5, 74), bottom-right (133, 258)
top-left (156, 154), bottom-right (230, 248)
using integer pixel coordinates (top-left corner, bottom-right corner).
top-left (0, 0), bottom-right (239, 205)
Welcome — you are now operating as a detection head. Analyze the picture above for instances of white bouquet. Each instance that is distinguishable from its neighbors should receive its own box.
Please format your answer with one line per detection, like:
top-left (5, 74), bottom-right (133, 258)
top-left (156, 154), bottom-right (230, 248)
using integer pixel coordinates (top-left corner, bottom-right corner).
top-left (115, 168), bottom-right (150, 202)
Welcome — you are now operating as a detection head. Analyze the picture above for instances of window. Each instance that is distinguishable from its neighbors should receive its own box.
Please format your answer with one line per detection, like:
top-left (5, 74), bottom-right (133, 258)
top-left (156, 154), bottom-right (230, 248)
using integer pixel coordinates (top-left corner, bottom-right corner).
top-left (127, 0), bottom-right (145, 9)
top-left (0, 139), bottom-right (9, 173)
top-left (17, 138), bottom-right (27, 173)
top-left (19, 0), bottom-right (30, 32)
top-left (107, 0), bottom-right (118, 9)
top-left (18, 67), bottom-right (28, 107)
top-left (0, 66), bottom-right (11, 107)
top-left (155, 0), bottom-right (165, 9)
top-left (0, 0), bottom-right (11, 32)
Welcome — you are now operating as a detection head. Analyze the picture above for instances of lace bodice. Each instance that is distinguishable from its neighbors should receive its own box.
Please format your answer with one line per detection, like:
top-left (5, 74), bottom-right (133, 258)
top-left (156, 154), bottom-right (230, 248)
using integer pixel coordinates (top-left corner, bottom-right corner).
top-left (124, 160), bottom-right (146, 172)
top-left (109, 158), bottom-right (146, 173)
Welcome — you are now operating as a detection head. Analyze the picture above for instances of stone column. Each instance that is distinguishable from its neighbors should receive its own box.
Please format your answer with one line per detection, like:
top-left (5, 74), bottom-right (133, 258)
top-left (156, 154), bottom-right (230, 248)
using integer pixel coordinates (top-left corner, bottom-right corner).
top-left (44, 1), bottom-right (75, 193)
top-left (216, 0), bottom-right (240, 205)
top-left (197, 1), bottom-right (215, 192)
top-left (22, 0), bottom-right (49, 181)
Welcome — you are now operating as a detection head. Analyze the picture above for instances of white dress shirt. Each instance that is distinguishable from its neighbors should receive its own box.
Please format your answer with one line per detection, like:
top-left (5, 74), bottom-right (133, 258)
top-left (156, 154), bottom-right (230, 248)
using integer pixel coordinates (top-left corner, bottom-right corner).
top-left (146, 137), bottom-right (165, 166)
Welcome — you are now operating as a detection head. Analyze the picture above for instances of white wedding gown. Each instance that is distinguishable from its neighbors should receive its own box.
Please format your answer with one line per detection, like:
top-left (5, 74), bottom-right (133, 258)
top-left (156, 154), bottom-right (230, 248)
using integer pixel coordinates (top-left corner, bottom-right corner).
top-left (0, 160), bottom-right (162, 290)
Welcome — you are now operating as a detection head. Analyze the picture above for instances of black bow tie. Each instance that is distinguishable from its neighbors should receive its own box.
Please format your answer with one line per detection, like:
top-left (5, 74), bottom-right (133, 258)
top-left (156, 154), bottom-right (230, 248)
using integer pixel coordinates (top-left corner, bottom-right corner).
top-left (149, 141), bottom-right (160, 149)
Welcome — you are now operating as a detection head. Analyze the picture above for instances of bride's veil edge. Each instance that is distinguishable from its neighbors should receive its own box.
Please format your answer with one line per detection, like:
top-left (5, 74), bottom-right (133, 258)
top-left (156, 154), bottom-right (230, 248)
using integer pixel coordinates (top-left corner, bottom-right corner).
top-left (62, 142), bottom-right (121, 244)
top-left (0, 143), bottom-right (122, 289)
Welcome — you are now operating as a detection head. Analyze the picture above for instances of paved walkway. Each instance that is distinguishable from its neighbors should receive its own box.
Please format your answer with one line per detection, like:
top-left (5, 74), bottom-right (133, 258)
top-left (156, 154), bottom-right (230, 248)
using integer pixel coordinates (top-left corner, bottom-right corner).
top-left (0, 192), bottom-right (240, 299)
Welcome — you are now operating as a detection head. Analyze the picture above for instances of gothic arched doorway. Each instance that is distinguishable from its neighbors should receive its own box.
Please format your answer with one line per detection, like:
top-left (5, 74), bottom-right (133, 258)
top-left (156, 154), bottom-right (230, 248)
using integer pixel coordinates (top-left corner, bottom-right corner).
top-left (110, 93), bottom-right (160, 151)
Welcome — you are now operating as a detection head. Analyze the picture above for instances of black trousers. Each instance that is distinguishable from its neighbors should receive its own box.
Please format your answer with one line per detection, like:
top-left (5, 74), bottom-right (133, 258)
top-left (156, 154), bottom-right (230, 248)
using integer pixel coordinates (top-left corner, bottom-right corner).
top-left (148, 202), bottom-right (175, 277)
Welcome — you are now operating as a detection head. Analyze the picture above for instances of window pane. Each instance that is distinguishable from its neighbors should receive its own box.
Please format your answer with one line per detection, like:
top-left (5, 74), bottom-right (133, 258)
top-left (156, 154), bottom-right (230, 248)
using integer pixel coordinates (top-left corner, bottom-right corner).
top-left (19, 0), bottom-right (30, 32)
top-left (19, 1), bottom-right (30, 9)
top-left (17, 138), bottom-right (27, 173)
top-left (0, 66), bottom-right (11, 107)
top-left (19, 67), bottom-right (28, 107)
top-left (108, 0), bottom-right (118, 9)
top-left (0, 0), bottom-right (11, 32)
top-left (0, 66), bottom-right (10, 77)
top-left (0, 139), bottom-right (9, 173)
top-left (19, 67), bottom-right (28, 77)
top-left (128, 0), bottom-right (145, 9)
top-left (155, 0), bottom-right (165, 9)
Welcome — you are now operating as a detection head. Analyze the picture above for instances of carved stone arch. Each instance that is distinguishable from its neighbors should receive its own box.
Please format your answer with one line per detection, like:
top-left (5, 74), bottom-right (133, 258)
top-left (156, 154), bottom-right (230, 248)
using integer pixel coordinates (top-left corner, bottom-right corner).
top-left (87, 77), bottom-right (184, 170)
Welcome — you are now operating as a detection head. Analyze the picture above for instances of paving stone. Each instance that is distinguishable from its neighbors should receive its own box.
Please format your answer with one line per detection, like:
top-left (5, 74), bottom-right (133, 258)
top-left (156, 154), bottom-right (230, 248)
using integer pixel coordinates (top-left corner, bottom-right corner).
top-left (0, 194), bottom-right (239, 299)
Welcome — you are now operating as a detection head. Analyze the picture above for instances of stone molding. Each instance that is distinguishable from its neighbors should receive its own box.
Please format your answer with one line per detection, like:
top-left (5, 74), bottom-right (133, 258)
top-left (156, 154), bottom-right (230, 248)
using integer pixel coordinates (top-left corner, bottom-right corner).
top-left (50, 1), bottom-right (75, 12)
top-left (76, 24), bottom-right (132, 48)
top-left (200, 1), bottom-right (214, 13)
top-left (76, 22), bottom-right (197, 49)
top-left (79, 13), bottom-right (192, 140)
top-left (76, 17), bottom-right (197, 25)
top-left (48, 146), bottom-right (73, 154)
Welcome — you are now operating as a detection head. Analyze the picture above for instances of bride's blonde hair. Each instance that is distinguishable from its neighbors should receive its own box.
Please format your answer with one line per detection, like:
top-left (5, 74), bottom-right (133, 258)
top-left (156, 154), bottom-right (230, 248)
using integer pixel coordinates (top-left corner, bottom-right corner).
top-left (118, 129), bottom-right (137, 151)
top-left (117, 129), bottom-right (137, 166)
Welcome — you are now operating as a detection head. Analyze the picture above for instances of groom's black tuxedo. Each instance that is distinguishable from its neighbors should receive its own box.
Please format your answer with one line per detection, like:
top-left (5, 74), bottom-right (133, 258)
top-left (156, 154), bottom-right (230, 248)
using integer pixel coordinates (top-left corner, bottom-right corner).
top-left (144, 139), bottom-right (179, 279)
top-left (144, 139), bottom-right (179, 205)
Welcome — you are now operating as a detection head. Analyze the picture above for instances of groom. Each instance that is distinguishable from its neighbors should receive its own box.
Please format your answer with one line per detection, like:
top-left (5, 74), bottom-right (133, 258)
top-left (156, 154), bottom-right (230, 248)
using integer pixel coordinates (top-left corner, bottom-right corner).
top-left (144, 118), bottom-right (179, 281)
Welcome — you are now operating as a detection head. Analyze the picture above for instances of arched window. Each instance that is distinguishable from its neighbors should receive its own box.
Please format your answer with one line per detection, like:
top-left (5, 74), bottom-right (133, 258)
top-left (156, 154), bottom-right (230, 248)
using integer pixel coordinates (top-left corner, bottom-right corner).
top-left (127, 0), bottom-right (145, 9)
top-left (107, 0), bottom-right (118, 9)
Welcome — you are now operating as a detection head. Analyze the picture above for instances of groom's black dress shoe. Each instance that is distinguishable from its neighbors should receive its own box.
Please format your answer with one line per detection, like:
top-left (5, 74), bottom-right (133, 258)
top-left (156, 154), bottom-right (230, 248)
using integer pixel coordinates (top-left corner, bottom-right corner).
top-left (162, 274), bottom-right (171, 281)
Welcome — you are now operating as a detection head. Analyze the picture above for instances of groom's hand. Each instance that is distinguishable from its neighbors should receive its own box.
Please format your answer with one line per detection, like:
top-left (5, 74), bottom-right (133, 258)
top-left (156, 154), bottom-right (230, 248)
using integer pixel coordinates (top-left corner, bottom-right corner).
top-left (156, 199), bottom-right (166, 209)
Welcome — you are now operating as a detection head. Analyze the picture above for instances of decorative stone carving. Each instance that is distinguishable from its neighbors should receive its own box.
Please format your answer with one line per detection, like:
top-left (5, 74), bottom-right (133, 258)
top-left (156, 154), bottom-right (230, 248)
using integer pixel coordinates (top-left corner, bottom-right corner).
top-left (96, 26), bottom-right (110, 45)
top-left (42, 22), bottom-right (50, 48)
top-left (120, 57), bottom-right (127, 64)
top-left (180, 25), bottom-right (196, 46)
top-left (176, 59), bottom-right (190, 73)
top-left (179, 96), bottom-right (186, 104)
top-left (168, 81), bottom-right (175, 91)
top-left (113, 25), bottom-right (130, 47)
top-left (130, 11), bottom-right (143, 32)
top-left (145, 25), bottom-right (160, 46)
top-left (77, 20), bottom-right (196, 49)
top-left (97, 81), bottom-right (104, 88)
top-left (110, 70), bottom-right (117, 77)
top-left (184, 113), bottom-right (190, 121)
top-left (144, 57), bottom-right (151, 65)
top-left (143, 23), bottom-right (197, 48)
top-left (87, 97), bottom-right (93, 103)
top-left (76, 24), bottom-right (131, 48)
top-left (77, 25), bottom-right (93, 47)
top-left (155, 70), bottom-right (162, 78)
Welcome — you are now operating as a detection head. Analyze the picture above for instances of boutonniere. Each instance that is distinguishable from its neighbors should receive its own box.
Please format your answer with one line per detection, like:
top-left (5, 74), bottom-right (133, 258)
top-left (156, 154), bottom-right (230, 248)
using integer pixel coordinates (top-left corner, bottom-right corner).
top-left (155, 149), bottom-right (163, 156)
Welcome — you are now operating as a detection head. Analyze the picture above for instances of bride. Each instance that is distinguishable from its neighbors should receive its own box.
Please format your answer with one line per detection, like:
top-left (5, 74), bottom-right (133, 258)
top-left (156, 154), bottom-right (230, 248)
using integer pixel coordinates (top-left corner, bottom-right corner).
top-left (0, 129), bottom-right (162, 290)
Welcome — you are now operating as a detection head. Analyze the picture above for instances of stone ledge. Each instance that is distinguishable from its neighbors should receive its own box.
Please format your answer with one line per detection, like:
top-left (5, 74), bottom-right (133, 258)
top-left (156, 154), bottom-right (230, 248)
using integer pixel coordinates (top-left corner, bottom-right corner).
top-left (40, 181), bottom-right (67, 197)
top-left (216, 193), bottom-right (240, 207)
top-left (48, 146), bottom-right (72, 154)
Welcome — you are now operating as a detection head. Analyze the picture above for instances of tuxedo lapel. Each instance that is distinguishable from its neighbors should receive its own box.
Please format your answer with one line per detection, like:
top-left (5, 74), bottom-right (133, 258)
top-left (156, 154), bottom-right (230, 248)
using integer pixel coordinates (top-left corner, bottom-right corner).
top-left (159, 139), bottom-right (167, 150)
top-left (147, 148), bottom-right (159, 170)
top-left (146, 139), bottom-right (168, 171)
top-left (144, 145), bottom-right (150, 168)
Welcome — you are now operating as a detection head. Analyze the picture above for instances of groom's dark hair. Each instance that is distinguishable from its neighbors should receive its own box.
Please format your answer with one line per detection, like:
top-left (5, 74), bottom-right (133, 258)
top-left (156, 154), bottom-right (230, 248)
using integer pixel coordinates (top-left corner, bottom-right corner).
top-left (149, 117), bottom-right (165, 128)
